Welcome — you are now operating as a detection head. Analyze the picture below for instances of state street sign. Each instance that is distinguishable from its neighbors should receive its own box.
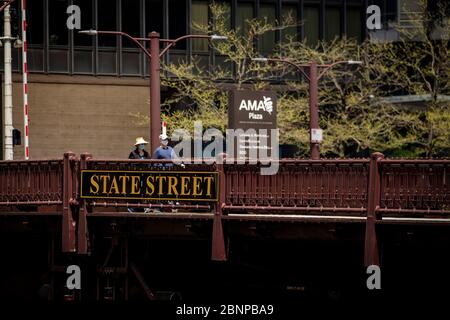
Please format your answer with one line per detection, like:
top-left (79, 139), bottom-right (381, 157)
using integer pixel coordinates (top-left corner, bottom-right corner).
top-left (228, 90), bottom-right (277, 159)
top-left (80, 170), bottom-right (219, 202)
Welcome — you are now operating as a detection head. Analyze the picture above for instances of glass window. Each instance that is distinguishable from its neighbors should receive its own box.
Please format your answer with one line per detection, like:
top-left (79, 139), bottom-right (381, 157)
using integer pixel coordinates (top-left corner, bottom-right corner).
top-left (145, 0), bottom-right (163, 35)
top-left (97, 0), bottom-right (117, 47)
top-left (98, 51), bottom-right (117, 73)
top-left (122, 51), bottom-right (140, 74)
top-left (122, 0), bottom-right (140, 47)
top-left (281, 4), bottom-right (298, 43)
top-left (192, 1), bottom-right (209, 52)
top-left (346, 7), bottom-right (362, 41)
top-left (259, 4), bottom-right (276, 54)
top-left (73, 0), bottom-right (94, 46)
top-left (27, 0), bottom-right (44, 45)
top-left (49, 50), bottom-right (68, 71)
top-left (237, 2), bottom-right (253, 36)
top-left (74, 50), bottom-right (93, 73)
top-left (215, 1), bottom-right (231, 31)
top-left (28, 49), bottom-right (44, 71)
top-left (325, 7), bottom-right (340, 41)
top-left (169, 0), bottom-right (187, 49)
top-left (304, 6), bottom-right (319, 44)
top-left (49, 0), bottom-right (69, 45)
top-left (73, 0), bottom-right (94, 73)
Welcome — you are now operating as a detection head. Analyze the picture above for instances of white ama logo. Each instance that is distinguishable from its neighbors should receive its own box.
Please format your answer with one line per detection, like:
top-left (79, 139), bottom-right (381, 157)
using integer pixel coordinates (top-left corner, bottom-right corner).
top-left (239, 96), bottom-right (273, 114)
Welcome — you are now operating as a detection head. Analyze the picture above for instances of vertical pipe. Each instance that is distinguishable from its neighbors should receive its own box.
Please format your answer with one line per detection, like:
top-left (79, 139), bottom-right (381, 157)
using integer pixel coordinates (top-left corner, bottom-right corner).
top-left (62, 151), bottom-right (76, 253)
top-left (78, 153), bottom-right (92, 254)
top-left (308, 62), bottom-right (320, 160)
top-left (149, 31), bottom-right (161, 153)
top-left (22, 0), bottom-right (29, 159)
top-left (212, 163), bottom-right (227, 261)
top-left (364, 152), bottom-right (384, 267)
top-left (3, 5), bottom-right (13, 160)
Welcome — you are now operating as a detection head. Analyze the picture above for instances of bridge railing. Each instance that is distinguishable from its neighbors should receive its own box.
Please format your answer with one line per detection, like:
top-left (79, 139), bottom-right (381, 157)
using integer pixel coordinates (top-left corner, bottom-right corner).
top-left (223, 159), bottom-right (370, 214)
top-left (378, 159), bottom-right (450, 215)
top-left (0, 159), bottom-right (64, 206)
top-left (0, 153), bottom-right (449, 217)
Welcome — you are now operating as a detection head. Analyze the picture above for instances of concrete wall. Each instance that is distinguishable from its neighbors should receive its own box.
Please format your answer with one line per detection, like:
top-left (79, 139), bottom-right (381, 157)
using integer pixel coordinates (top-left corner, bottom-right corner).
top-left (10, 74), bottom-right (150, 160)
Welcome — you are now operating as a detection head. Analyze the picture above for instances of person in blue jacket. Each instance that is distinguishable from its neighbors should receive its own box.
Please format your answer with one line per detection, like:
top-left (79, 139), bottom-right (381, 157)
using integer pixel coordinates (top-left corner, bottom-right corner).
top-left (152, 133), bottom-right (175, 160)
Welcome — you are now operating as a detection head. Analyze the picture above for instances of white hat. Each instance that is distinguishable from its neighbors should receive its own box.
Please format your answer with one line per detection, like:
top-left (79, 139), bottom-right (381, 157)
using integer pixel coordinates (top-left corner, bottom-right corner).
top-left (134, 137), bottom-right (149, 146)
top-left (159, 133), bottom-right (168, 140)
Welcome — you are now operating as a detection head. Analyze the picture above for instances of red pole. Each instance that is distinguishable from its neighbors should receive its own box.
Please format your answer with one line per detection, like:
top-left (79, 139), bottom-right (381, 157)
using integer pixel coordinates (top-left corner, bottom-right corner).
top-left (364, 152), bottom-right (384, 266)
top-left (308, 61), bottom-right (320, 160)
top-left (149, 31), bottom-right (161, 153)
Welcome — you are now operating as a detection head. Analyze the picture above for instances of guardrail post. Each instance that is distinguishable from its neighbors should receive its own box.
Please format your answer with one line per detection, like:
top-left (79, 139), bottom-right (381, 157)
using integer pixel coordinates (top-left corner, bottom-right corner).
top-left (364, 152), bottom-right (384, 266)
top-left (211, 162), bottom-right (227, 261)
top-left (78, 153), bottom-right (92, 254)
top-left (62, 151), bottom-right (77, 253)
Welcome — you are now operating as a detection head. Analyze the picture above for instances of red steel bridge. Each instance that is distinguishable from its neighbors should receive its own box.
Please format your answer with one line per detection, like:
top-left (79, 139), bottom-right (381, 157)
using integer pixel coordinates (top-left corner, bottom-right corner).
top-left (0, 152), bottom-right (449, 301)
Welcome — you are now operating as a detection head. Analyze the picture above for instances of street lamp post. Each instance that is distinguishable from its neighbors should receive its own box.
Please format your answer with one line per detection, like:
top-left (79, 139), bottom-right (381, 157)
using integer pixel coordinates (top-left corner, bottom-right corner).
top-left (80, 29), bottom-right (227, 153)
top-left (253, 58), bottom-right (362, 159)
top-left (149, 31), bottom-right (161, 152)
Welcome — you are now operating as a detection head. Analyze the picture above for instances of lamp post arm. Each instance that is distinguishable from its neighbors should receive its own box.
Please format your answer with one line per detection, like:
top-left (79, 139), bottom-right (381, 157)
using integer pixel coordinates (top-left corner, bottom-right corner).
top-left (0, 0), bottom-right (16, 13)
top-left (159, 34), bottom-right (212, 58)
top-left (317, 60), bottom-right (355, 80)
top-left (96, 30), bottom-right (152, 59)
top-left (260, 58), bottom-right (310, 81)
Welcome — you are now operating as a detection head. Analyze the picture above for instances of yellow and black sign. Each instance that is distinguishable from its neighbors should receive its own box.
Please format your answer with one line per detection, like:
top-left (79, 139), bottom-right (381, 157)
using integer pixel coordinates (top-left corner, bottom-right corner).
top-left (80, 170), bottom-right (218, 202)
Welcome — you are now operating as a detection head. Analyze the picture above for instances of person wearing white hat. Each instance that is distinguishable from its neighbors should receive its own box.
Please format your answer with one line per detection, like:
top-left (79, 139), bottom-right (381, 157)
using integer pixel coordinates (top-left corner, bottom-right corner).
top-left (152, 133), bottom-right (175, 160)
top-left (128, 137), bottom-right (150, 214)
top-left (129, 137), bottom-right (150, 159)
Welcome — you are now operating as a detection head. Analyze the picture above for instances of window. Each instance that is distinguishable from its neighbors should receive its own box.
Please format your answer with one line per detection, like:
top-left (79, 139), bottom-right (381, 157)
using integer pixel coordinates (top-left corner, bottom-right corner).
top-left (169, 0), bottom-right (187, 49)
top-left (73, 0), bottom-right (94, 46)
top-left (304, 6), bottom-right (319, 44)
top-left (49, 0), bottom-right (69, 46)
top-left (49, 0), bottom-right (69, 72)
top-left (27, 0), bottom-right (44, 45)
top-left (215, 1), bottom-right (231, 31)
top-left (325, 7), bottom-right (341, 41)
top-left (237, 2), bottom-right (254, 36)
top-left (121, 0), bottom-right (141, 74)
top-left (347, 7), bottom-right (362, 41)
top-left (73, 0), bottom-right (94, 73)
top-left (192, 1), bottom-right (209, 52)
top-left (27, 0), bottom-right (44, 71)
top-left (259, 3), bottom-right (276, 54)
top-left (145, 0), bottom-right (163, 36)
top-left (97, 0), bottom-right (117, 74)
top-left (281, 4), bottom-right (298, 43)
top-left (97, 0), bottom-right (117, 47)
top-left (122, 0), bottom-right (140, 47)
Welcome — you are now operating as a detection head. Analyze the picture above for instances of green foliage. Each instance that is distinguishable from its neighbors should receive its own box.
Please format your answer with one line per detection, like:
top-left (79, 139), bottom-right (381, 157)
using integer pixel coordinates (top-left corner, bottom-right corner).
top-left (134, 1), bottom-right (450, 158)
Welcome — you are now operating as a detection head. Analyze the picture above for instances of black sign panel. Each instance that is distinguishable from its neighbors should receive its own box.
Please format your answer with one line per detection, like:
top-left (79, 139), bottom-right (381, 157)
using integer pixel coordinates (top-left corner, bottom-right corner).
top-left (228, 90), bottom-right (277, 159)
top-left (80, 170), bottom-right (218, 202)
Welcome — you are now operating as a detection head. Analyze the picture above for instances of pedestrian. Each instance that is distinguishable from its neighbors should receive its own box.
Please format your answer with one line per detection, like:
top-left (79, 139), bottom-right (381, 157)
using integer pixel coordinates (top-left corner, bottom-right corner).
top-left (128, 137), bottom-right (150, 213)
top-left (129, 137), bottom-right (150, 159)
top-left (152, 133), bottom-right (182, 212)
top-left (152, 133), bottom-right (175, 160)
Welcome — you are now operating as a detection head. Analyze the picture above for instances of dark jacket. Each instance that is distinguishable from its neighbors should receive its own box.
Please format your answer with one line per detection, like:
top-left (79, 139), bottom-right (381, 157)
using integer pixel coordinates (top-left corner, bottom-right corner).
top-left (128, 148), bottom-right (150, 159)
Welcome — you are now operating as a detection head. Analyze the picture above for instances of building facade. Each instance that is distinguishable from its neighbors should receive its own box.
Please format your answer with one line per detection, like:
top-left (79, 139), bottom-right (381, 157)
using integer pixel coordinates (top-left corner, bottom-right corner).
top-left (1, 0), bottom-right (404, 159)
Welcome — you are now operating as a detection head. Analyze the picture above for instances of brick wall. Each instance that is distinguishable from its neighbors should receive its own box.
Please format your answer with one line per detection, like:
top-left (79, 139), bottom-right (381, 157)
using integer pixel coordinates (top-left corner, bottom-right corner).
top-left (10, 75), bottom-right (150, 159)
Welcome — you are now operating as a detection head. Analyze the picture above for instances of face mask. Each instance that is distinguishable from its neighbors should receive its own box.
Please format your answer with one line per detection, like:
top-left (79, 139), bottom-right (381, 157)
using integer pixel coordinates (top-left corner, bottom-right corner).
top-left (161, 139), bottom-right (168, 146)
top-left (138, 144), bottom-right (145, 150)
